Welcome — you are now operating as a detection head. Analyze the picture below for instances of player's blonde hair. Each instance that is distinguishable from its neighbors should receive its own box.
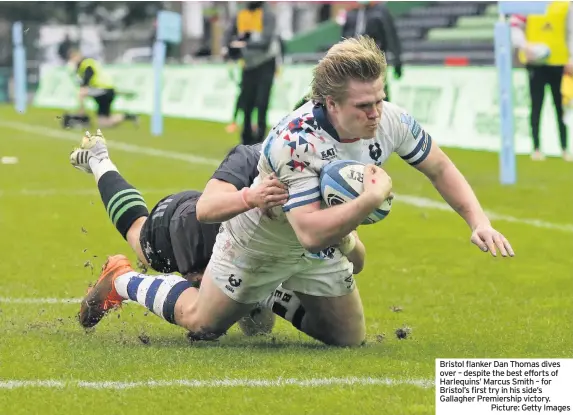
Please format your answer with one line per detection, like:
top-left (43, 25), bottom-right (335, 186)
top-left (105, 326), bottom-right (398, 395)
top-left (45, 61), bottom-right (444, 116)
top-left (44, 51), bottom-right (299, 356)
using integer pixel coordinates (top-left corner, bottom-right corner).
top-left (310, 36), bottom-right (387, 104)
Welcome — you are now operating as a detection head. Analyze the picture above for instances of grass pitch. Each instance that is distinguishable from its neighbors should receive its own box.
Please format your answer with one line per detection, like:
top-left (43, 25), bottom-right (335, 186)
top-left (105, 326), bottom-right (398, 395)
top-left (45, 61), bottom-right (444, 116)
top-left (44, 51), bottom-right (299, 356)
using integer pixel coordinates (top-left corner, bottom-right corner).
top-left (0, 106), bottom-right (571, 415)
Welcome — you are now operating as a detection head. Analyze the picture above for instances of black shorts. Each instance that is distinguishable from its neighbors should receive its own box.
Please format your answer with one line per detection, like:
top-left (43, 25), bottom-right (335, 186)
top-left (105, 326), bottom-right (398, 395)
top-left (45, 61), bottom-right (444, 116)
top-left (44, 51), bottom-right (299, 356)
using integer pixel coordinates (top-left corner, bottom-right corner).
top-left (139, 191), bottom-right (221, 276)
top-left (93, 89), bottom-right (115, 117)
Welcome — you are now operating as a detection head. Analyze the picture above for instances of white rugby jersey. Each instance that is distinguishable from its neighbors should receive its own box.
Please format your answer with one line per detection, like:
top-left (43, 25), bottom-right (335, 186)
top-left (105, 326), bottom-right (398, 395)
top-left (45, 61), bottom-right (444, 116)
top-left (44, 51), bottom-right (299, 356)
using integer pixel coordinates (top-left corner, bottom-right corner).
top-left (222, 100), bottom-right (433, 259)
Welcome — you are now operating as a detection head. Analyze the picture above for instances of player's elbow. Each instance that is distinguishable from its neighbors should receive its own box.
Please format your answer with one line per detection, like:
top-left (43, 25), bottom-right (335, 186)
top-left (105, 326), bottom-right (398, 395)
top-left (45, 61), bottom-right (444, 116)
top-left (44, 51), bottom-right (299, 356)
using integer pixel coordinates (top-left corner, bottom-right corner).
top-left (295, 232), bottom-right (323, 253)
top-left (353, 261), bottom-right (364, 275)
top-left (300, 234), bottom-right (331, 254)
top-left (348, 252), bottom-right (365, 275)
top-left (288, 203), bottom-right (332, 252)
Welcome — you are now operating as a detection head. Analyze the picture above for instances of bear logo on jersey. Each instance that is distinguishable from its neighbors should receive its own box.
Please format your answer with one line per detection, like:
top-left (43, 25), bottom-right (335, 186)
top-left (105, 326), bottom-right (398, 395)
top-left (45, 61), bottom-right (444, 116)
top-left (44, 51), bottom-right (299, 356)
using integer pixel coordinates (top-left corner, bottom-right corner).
top-left (369, 143), bottom-right (382, 165)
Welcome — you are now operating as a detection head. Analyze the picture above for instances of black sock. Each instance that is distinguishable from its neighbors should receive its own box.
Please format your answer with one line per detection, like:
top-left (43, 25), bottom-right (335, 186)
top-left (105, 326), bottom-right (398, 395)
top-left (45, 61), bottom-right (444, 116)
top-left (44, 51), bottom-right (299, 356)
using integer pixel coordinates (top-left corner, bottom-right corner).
top-left (97, 171), bottom-right (149, 239)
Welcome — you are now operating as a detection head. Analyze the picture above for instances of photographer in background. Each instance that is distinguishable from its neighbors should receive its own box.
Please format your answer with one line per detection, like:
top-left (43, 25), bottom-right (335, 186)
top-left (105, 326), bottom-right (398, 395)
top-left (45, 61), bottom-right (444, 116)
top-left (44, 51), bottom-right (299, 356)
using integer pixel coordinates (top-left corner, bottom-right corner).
top-left (222, 1), bottom-right (280, 145)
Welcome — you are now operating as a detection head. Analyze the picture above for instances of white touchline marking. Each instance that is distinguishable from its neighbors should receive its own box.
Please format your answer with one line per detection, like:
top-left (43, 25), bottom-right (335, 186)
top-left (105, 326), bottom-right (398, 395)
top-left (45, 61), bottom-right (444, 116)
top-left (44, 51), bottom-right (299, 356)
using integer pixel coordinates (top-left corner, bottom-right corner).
top-left (396, 195), bottom-right (573, 233)
top-left (1, 120), bottom-right (572, 233)
top-left (0, 377), bottom-right (435, 389)
top-left (0, 120), bottom-right (221, 167)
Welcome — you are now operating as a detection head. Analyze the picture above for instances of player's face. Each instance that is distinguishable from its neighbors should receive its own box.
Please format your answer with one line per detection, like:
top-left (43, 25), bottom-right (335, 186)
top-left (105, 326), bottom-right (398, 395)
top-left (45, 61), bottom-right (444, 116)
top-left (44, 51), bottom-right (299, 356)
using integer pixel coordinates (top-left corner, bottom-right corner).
top-left (329, 77), bottom-right (385, 139)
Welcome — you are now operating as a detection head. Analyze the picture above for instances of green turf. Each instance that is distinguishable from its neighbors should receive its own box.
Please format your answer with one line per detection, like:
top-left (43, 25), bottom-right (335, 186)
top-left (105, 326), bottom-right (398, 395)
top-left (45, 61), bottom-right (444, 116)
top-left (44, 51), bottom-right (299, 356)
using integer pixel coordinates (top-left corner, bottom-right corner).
top-left (0, 106), bottom-right (571, 415)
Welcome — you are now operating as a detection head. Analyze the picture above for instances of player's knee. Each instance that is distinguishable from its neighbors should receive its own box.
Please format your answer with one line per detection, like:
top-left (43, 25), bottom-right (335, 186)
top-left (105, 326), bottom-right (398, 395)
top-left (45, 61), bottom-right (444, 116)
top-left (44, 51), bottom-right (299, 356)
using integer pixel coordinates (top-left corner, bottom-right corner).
top-left (177, 302), bottom-right (227, 340)
top-left (186, 320), bottom-right (227, 341)
top-left (327, 337), bottom-right (365, 348)
top-left (322, 325), bottom-right (366, 347)
top-left (310, 314), bottom-right (365, 347)
top-left (187, 328), bottom-right (225, 342)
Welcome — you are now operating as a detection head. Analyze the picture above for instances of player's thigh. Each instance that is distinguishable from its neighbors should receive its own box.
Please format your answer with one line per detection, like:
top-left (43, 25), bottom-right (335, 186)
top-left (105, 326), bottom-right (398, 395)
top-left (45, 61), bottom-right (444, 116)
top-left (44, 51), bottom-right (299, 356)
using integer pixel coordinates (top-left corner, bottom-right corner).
top-left (208, 250), bottom-right (294, 305)
top-left (284, 254), bottom-right (365, 345)
top-left (178, 266), bottom-right (255, 336)
top-left (295, 287), bottom-right (365, 345)
top-left (208, 226), bottom-right (298, 304)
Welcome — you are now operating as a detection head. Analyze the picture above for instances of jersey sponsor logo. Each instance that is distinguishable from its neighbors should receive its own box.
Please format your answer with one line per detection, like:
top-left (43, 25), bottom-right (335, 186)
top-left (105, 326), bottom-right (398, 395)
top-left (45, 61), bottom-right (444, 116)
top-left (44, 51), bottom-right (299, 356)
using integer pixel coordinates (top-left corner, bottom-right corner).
top-left (400, 113), bottom-right (422, 138)
top-left (411, 121), bottom-right (422, 138)
top-left (321, 147), bottom-right (337, 160)
top-left (273, 289), bottom-right (293, 303)
top-left (368, 142), bottom-right (382, 165)
top-left (274, 289), bottom-right (292, 303)
top-left (344, 275), bottom-right (355, 289)
top-left (420, 131), bottom-right (429, 152)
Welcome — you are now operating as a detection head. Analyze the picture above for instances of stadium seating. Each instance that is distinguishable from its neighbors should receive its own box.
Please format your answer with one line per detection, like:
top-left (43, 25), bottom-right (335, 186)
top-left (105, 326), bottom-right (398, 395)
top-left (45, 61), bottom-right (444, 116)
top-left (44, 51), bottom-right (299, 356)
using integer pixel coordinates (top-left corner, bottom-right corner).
top-left (427, 27), bottom-right (494, 42)
top-left (485, 3), bottom-right (500, 16)
top-left (397, 1), bottom-right (496, 65)
top-left (396, 16), bottom-right (451, 31)
top-left (408, 3), bottom-right (482, 17)
top-left (284, 1), bottom-right (498, 65)
top-left (285, 1), bottom-right (428, 55)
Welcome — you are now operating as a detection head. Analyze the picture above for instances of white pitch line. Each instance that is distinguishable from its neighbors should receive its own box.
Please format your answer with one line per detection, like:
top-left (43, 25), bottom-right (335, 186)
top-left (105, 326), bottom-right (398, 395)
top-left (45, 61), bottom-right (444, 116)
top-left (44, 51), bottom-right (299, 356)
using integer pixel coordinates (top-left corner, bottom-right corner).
top-left (0, 377), bottom-right (434, 390)
top-left (397, 195), bottom-right (573, 233)
top-left (2, 120), bottom-right (572, 233)
top-left (0, 120), bottom-right (221, 167)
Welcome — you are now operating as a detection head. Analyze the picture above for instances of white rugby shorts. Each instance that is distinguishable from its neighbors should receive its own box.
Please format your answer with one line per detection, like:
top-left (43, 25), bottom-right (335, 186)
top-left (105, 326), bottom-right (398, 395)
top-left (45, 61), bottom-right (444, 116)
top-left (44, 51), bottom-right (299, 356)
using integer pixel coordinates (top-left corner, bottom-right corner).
top-left (206, 225), bottom-right (356, 304)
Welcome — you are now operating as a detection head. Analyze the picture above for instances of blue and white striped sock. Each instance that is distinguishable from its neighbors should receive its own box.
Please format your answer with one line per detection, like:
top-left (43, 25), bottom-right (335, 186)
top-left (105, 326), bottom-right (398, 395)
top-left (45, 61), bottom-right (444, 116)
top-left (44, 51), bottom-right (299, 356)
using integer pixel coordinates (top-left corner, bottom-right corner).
top-left (114, 273), bottom-right (193, 324)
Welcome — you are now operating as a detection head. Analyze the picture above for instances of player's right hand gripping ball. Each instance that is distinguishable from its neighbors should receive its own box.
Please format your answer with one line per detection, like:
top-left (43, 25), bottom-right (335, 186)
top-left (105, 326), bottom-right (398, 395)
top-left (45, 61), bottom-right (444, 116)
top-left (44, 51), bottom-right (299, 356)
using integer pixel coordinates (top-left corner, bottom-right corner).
top-left (320, 160), bottom-right (392, 225)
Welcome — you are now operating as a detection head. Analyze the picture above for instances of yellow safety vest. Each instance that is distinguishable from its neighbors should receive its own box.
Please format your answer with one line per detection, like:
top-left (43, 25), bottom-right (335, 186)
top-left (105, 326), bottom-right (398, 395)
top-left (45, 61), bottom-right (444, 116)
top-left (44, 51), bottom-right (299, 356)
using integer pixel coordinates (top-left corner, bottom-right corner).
top-left (237, 8), bottom-right (263, 36)
top-left (520, 1), bottom-right (570, 65)
top-left (77, 58), bottom-right (114, 89)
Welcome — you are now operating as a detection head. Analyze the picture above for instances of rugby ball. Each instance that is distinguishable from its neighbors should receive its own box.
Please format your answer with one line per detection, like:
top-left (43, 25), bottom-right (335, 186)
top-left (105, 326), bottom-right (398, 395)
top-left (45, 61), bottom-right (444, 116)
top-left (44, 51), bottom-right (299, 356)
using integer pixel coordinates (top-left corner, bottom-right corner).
top-left (319, 160), bottom-right (392, 225)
